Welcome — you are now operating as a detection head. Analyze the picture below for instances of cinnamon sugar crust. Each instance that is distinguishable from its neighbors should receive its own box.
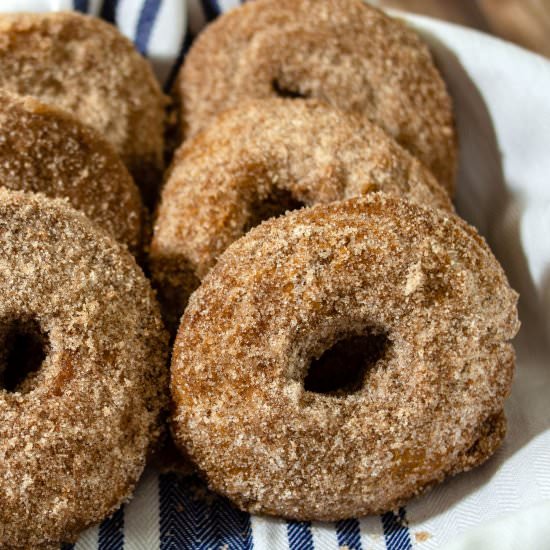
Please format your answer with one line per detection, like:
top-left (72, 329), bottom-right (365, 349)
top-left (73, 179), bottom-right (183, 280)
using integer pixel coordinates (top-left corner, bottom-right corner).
top-left (171, 194), bottom-right (519, 520)
top-left (150, 99), bottom-right (452, 331)
top-left (176, 0), bottom-right (457, 192)
top-left (0, 189), bottom-right (169, 547)
top-left (0, 12), bottom-right (167, 201)
top-left (0, 91), bottom-right (143, 255)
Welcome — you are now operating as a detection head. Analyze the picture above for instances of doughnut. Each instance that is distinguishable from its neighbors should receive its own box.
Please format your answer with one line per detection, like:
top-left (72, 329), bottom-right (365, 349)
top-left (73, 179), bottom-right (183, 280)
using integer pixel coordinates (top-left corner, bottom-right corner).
top-left (176, 0), bottom-right (457, 192)
top-left (170, 194), bottom-right (519, 520)
top-left (0, 90), bottom-right (143, 255)
top-left (0, 189), bottom-right (168, 547)
top-left (0, 12), bottom-right (166, 202)
top-left (150, 98), bottom-right (452, 331)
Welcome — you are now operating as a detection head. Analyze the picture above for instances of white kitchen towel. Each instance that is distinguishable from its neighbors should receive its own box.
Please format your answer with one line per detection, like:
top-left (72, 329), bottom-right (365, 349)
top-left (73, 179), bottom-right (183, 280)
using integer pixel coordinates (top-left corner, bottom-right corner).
top-left (1, 2), bottom-right (550, 549)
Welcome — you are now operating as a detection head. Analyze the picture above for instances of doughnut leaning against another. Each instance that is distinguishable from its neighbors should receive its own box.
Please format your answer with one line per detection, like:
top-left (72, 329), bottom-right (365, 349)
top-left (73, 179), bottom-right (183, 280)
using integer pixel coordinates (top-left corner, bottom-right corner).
top-left (176, 0), bottom-right (457, 193)
top-left (150, 98), bottom-right (453, 331)
top-left (171, 194), bottom-right (519, 521)
top-left (0, 11), bottom-right (166, 203)
top-left (0, 189), bottom-right (169, 548)
top-left (0, 90), bottom-right (143, 255)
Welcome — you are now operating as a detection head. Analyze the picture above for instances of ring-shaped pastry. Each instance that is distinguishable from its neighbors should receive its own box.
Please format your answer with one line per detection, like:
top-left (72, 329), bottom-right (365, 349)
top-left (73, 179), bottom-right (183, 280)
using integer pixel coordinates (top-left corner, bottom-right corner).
top-left (0, 189), bottom-right (168, 547)
top-left (0, 12), bottom-right (166, 202)
top-left (151, 99), bottom-right (452, 331)
top-left (0, 91), bottom-right (143, 254)
top-left (171, 194), bottom-right (518, 520)
top-left (177, 0), bottom-right (457, 192)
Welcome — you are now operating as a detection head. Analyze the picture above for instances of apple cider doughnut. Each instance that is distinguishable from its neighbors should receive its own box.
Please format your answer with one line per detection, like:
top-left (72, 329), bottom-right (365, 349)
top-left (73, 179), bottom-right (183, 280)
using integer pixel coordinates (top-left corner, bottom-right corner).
top-left (170, 194), bottom-right (519, 520)
top-left (177, 0), bottom-right (457, 192)
top-left (150, 98), bottom-right (452, 331)
top-left (0, 91), bottom-right (143, 255)
top-left (0, 189), bottom-right (168, 547)
top-left (0, 12), bottom-right (166, 202)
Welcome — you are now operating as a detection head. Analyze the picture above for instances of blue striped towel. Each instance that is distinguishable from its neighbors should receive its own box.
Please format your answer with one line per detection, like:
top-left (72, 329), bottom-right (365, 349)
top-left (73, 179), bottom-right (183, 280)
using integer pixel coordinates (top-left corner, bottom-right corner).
top-left (64, 470), bottom-right (411, 550)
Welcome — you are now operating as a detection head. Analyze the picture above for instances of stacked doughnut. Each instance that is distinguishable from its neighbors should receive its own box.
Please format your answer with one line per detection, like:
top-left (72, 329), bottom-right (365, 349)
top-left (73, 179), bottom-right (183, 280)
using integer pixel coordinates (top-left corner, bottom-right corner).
top-left (0, 13), bottom-right (169, 548)
top-left (157, 0), bottom-right (520, 522)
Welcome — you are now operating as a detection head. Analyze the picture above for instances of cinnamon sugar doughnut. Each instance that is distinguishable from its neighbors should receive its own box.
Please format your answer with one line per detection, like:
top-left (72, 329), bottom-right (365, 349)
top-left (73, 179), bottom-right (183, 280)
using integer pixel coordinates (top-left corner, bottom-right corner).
top-left (0, 12), bottom-right (166, 201)
top-left (150, 98), bottom-right (452, 331)
top-left (0, 91), bottom-right (143, 254)
top-left (171, 194), bottom-right (519, 520)
top-left (0, 189), bottom-right (168, 547)
top-left (177, 0), bottom-right (457, 192)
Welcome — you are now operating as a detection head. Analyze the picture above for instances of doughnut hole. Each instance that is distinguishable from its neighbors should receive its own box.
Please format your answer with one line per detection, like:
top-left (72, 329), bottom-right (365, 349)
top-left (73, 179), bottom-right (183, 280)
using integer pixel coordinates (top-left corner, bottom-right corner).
top-left (244, 187), bottom-right (305, 232)
top-left (0, 316), bottom-right (49, 394)
top-left (271, 78), bottom-right (310, 99)
top-left (304, 330), bottom-right (390, 395)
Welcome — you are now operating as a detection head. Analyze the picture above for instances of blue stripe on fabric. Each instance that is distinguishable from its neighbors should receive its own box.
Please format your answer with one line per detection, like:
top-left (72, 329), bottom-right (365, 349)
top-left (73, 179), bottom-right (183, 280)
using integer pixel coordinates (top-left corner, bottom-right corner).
top-left (160, 473), bottom-right (203, 549)
top-left (164, 29), bottom-right (194, 91)
top-left (98, 506), bottom-right (124, 550)
top-left (382, 508), bottom-right (412, 550)
top-left (201, 0), bottom-right (220, 21)
top-left (135, 0), bottom-right (162, 56)
top-left (73, 0), bottom-right (89, 12)
top-left (159, 473), bottom-right (254, 549)
top-left (213, 495), bottom-right (253, 549)
top-left (164, 474), bottom-right (248, 550)
top-left (287, 520), bottom-right (314, 550)
top-left (100, 0), bottom-right (119, 24)
top-left (159, 473), bottom-right (179, 549)
top-left (336, 518), bottom-right (362, 550)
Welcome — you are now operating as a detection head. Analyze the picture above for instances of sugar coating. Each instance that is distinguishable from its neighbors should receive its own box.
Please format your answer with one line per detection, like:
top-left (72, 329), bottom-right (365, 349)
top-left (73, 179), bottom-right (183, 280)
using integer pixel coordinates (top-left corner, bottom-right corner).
top-left (0, 12), bottom-right (167, 198)
top-left (0, 90), bottom-right (143, 254)
top-left (150, 98), bottom-right (452, 331)
top-left (0, 189), bottom-right (169, 547)
top-left (171, 194), bottom-right (519, 521)
top-left (176, 0), bottom-right (457, 192)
